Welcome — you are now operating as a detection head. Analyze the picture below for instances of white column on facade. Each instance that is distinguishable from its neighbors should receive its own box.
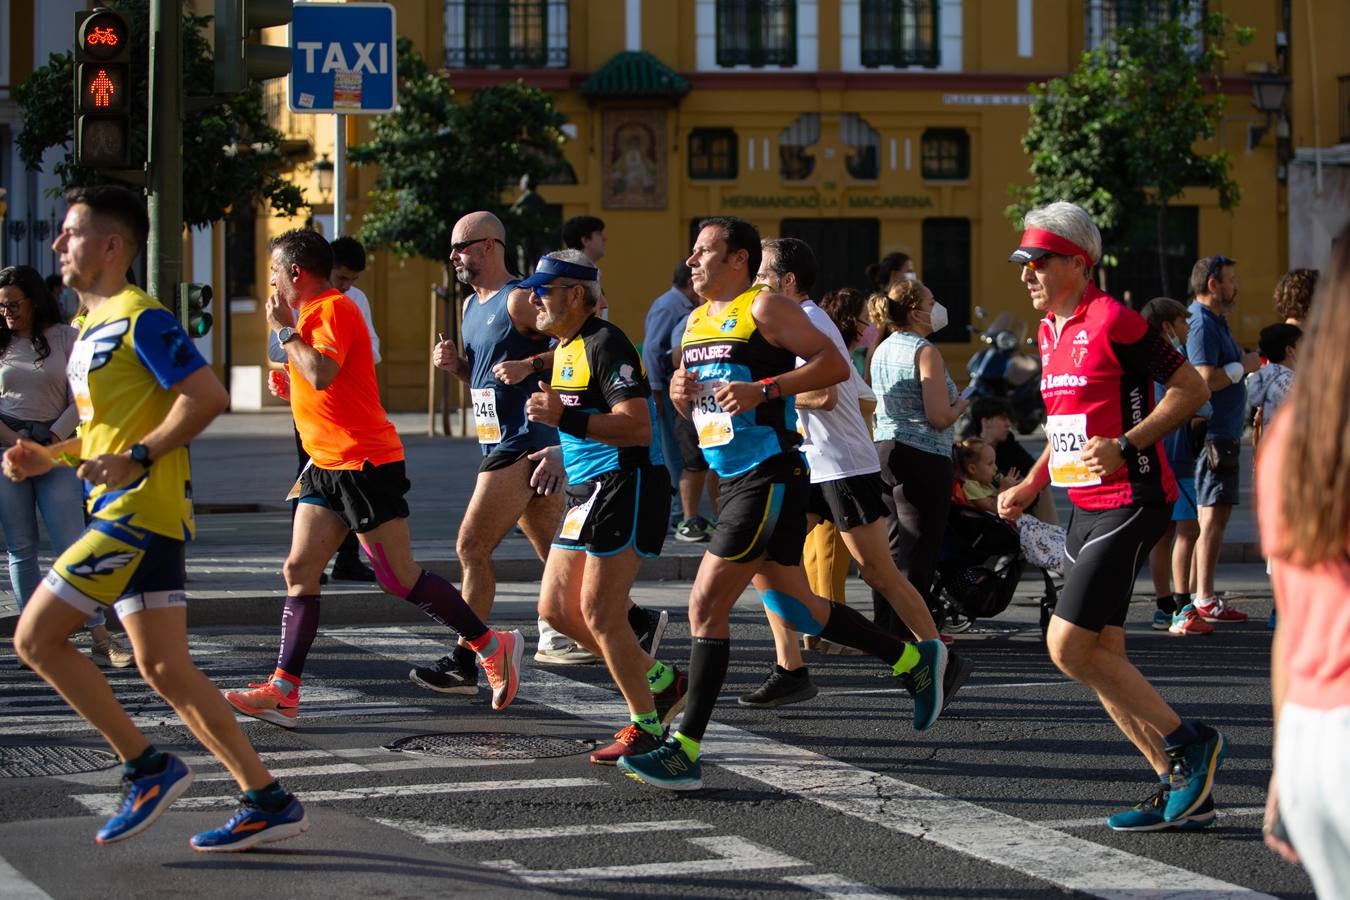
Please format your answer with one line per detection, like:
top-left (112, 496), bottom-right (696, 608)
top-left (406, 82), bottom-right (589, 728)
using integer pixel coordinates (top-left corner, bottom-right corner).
top-left (625, 0), bottom-right (641, 51)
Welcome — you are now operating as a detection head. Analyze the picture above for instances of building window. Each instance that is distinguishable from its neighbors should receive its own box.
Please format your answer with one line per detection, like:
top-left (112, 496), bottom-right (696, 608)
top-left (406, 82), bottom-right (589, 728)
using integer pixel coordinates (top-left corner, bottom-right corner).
top-left (860, 0), bottom-right (940, 68)
top-left (717, 0), bottom-right (798, 68)
top-left (779, 113), bottom-right (820, 180)
top-left (444, 0), bottom-right (569, 69)
top-left (921, 129), bottom-right (969, 180)
top-left (841, 113), bottom-right (880, 180)
top-left (689, 129), bottom-right (739, 180)
top-left (1085, 0), bottom-right (1203, 54)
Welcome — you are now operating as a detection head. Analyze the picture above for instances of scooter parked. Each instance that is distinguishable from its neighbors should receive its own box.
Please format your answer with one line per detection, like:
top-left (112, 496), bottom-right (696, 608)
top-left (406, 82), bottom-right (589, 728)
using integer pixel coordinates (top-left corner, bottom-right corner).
top-left (965, 306), bottom-right (1045, 435)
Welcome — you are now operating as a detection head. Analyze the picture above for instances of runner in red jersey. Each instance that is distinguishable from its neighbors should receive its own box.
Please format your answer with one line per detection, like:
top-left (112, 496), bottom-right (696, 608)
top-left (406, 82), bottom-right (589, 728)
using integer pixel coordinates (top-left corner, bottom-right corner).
top-left (997, 202), bottom-right (1225, 833)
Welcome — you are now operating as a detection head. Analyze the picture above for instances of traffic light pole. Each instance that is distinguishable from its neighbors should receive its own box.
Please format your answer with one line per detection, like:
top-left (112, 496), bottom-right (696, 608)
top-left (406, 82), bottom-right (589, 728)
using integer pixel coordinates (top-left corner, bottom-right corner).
top-left (147, 0), bottom-right (182, 304)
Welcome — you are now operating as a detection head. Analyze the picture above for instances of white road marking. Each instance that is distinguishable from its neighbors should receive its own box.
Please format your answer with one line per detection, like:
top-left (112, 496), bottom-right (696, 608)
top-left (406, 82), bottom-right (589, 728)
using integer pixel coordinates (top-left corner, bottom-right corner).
top-left (818, 681), bottom-right (1061, 698)
top-left (71, 777), bottom-right (602, 817)
top-left (326, 627), bottom-right (1277, 900)
top-left (373, 817), bottom-right (712, 844)
top-left (1038, 806), bottom-right (1266, 831)
top-left (193, 756), bottom-right (535, 783)
top-left (0, 855), bottom-right (53, 900)
top-left (782, 873), bottom-right (903, 899)
top-left (482, 835), bottom-right (807, 884)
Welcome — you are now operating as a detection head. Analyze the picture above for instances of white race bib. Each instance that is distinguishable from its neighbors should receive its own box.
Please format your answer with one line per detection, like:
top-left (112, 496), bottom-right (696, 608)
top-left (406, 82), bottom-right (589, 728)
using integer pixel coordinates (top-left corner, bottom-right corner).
top-left (471, 388), bottom-right (502, 445)
top-left (559, 481), bottom-right (602, 541)
top-left (691, 380), bottom-right (733, 449)
top-left (1046, 413), bottom-right (1101, 488)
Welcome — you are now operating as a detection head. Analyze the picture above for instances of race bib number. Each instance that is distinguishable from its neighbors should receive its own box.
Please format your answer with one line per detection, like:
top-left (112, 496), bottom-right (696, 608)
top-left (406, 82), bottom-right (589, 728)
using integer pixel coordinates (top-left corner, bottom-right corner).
top-left (1046, 414), bottom-right (1100, 488)
top-left (471, 388), bottom-right (502, 445)
top-left (691, 380), bottom-right (733, 449)
top-left (67, 340), bottom-right (95, 424)
top-left (284, 460), bottom-right (313, 501)
top-left (559, 481), bottom-right (602, 541)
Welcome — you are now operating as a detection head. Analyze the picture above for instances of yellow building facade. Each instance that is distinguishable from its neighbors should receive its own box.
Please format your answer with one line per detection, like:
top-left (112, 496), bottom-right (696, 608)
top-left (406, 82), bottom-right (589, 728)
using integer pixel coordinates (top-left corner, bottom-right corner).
top-left (233, 0), bottom-right (1345, 412)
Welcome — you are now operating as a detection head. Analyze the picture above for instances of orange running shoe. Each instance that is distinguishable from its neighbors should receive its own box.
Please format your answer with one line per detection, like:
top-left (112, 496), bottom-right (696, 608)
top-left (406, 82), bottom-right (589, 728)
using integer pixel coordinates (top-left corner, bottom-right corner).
top-left (224, 675), bottom-right (299, 728)
top-left (478, 629), bottom-right (523, 710)
top-left (590, 724), bottom-right (663, 765)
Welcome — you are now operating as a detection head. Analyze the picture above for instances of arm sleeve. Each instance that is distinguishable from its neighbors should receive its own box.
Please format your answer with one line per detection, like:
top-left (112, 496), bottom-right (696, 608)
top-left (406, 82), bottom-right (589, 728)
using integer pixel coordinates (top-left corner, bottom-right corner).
top-left (266, 329), bottom-right (288, 364)
top-left (1110, 307), bottom-right (1185, 386)
top-left (132, 308), bottom-right (208, 389)
top-left (595, 331), bottom-right (651, 409)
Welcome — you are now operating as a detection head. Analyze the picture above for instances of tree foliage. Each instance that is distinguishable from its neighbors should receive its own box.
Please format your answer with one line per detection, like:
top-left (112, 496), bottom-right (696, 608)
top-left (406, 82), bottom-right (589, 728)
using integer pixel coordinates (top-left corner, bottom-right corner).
top-left (15, 0), bottom-right (303, 227)
top-left (349, 39), bottom-right (569, 270)
top-left (1006, 6), bottom-right (1253, 295)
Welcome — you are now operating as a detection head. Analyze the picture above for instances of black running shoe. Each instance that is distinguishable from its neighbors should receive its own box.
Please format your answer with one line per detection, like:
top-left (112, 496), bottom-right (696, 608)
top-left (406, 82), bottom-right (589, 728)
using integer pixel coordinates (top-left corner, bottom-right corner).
top-left (737, 666), bottom-right (818, 708)
top-left (331, 556), bottom-right (377, 582)
top-left (634, 608), bottom-right (669, 658)
top-left (409, 655), bottom-right (479, 694)
top-left (940, 651), bottom-right (974, 712)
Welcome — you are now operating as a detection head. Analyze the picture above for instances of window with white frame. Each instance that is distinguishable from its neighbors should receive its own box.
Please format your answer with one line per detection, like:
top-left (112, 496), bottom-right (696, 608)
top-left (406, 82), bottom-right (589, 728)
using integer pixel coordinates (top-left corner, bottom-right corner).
top-left (1084, 0), bottom-right (1203, 54)
top-left (841, 113), bottom-right (880, 180)
top-left (841, 0), bottom-right (961, 72)
top-left (696, 0), bottom-right (818, 71)
top-left (779, 113), bottom-right (820, 180)
top-left (444, 0), bottom-right (569, 69)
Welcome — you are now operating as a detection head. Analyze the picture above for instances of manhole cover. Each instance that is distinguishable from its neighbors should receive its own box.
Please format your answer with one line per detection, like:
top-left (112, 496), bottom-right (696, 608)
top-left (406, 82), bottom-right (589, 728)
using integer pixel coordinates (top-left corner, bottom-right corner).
top-left (0, 745), bottom-right (117, 778)
top-left (384, 732), bottom-right (591, 760)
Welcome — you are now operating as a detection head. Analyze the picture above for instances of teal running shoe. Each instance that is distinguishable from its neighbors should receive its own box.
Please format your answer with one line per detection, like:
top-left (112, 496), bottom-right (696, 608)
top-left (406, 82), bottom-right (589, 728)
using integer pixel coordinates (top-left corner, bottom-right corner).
top-left (897, 639), bottom-right (948, 731)
top-left (96, 753), bottom-right (194, 844)
top-left (1107, 785), bottom-right (1215, 832)
top-left (1164, 724), bottom-right (1226, 821)
top-left (190, 795), bottom-right (308, 852)
top-left (617, 737), bottom-right (702, 791)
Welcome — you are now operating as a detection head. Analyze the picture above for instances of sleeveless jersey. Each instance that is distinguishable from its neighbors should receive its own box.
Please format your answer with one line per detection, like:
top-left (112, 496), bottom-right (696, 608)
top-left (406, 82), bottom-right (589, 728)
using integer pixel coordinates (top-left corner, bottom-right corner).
top-left (66, 286), bottom-right (206, 539)
top-left (679, 284), bottom-right (799, 478)
top-left (462, 282), bottom-right (556, 455)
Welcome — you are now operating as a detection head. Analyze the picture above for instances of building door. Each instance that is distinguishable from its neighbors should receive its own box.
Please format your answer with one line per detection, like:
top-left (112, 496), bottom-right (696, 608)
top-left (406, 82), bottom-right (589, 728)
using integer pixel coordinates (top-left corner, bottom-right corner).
top-left (1110, 206), bottom-right (1199, 308)
top-left (921, 217), bottom-right (971, 343)
top-left (780, 218), bottom-right (880, 298)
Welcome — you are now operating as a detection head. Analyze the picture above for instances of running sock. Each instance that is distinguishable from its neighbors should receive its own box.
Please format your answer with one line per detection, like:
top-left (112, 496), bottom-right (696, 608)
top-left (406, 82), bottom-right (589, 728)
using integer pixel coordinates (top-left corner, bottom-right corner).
top-left (679, 636), bottom-right (731, 742)
top-left (627, 603), bottom-right (649, 636)
top-left (889, 642), bottom-right (921, 676)
top-left (466, 630), bottom-right (498, 657)
top-left (1159, 772), bottom-right (1172, 787)
top-left (452, 642), bottom-right (477, 672)
top-left (403, 570), bottom-right (489, 642)
top-left (270, 668), bottom-right (300, 698)
top-left (819, 602), bottom-right (904, 667)
top-left (672, 730), bottom-right (701, 761)
top-left (244, 780), bottom-right (292, 812)
top-left (1163, 720), bottom-right (1203, 750)
top-left (123, 745), bottom-right (166, 779)
top-left (632, 710), bottom-right (662, 739)
top-left (276, 594), bottom-right (320, 678)
top-left (1155, 594), bottom-right (1178, 615)
top-left (647, 661), bottom-right (674, 693)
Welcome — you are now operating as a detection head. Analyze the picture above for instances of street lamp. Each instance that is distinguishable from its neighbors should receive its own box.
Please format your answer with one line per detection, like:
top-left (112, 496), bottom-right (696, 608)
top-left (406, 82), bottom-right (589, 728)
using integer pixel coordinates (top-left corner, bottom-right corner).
top-left (1248, 73), bottom-right (1290, 151)
top-left (312, 153), bottom-right (334, 200)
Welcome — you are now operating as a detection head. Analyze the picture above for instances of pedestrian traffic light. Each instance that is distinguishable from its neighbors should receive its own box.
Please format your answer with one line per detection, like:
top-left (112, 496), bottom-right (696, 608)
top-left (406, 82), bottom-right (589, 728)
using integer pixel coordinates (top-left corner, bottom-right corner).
top-left (177, 283), bottom-right (213, 338)
top-left (214, 0), bottom-right (293, 96)
top-left (74, 7), bottom-right (132, 169)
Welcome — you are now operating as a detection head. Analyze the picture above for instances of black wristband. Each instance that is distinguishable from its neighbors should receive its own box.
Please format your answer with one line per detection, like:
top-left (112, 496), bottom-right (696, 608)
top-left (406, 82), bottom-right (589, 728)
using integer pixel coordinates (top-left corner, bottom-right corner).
top-left (558, 407), bottom-right (590, 438)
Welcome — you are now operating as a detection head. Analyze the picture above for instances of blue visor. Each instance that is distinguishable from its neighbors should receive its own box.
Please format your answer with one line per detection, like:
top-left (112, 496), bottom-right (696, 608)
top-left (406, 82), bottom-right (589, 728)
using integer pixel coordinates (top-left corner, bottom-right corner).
top-left (516, 256), bottom-right (599, 289)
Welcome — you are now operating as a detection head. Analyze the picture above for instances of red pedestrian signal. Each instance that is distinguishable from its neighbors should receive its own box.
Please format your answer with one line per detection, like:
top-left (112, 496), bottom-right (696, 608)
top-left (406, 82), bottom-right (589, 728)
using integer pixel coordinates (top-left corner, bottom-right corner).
top-left (73, 8), bottom-right (133, 168)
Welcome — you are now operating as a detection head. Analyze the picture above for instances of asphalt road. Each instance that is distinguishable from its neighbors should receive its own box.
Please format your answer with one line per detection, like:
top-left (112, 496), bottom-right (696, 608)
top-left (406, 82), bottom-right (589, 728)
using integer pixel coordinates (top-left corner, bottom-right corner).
top-left (0, 568), bottom-right (1313, 899)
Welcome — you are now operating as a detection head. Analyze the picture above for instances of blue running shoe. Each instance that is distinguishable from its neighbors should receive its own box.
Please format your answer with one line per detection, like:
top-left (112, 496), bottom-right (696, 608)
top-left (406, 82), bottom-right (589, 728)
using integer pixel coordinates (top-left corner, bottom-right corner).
top-left (897, 639), bottom-right (948, 731)
top-left (1164, 724), bottom-right (1226, 821)
top-left (1107, 785), bottom-right (1216, 832)
top-left (95, 753), bottom-right (194, 844)
top-left (1151, 609), bottom-right (1171, 630)
top-left (617, 737), bottom-right (702, 791)
top-left (190, 795), bottom-right (308, 852)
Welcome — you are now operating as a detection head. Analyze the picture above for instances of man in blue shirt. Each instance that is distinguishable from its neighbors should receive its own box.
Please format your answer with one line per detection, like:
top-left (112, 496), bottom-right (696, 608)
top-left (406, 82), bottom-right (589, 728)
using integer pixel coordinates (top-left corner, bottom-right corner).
top-left (642, 262), bottom-right (697, 526)
top-left (1185, 255), bottom-right (1259, 623)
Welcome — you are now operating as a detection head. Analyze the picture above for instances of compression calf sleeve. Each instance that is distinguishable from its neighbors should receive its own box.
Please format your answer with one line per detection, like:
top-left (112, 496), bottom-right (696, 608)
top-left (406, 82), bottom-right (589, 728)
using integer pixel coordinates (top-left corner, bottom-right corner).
top-left (679, 636), bottom-right (731, 742)
top-left (276, 594), bottom-right (320, 679)
top-left (404, 570), bottom-right (489, 642)
top-left (819, 602), bottom-right (905, 667)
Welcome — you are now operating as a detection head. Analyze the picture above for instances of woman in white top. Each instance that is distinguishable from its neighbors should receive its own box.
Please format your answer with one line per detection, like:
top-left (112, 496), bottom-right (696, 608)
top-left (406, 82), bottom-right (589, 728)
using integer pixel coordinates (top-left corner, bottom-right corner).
top-left (0, 265), bottom-right (131, 667)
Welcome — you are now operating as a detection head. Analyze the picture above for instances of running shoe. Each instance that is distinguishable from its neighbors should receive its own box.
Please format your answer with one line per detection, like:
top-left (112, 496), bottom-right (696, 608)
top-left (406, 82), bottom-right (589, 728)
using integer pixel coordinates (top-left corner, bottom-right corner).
top-left (940, 651), bottom-right (974, 713)
top-left (95, 753), bottom-right (194, 844)
top-left (533, 641), bottom-right (599, 664)
top-left (896, 639), bottom-right (948, 732)
top-left (479, 629), bottom-right (524, 711)
top-left (224, 675), bottom-right (299, 729)
top-left (635, 607), bottom-right (669, 659)
top-left (330, 556), bottom-right (377, 582)
top-left (1164, 723), bottom-right (1227, 821)
top-left (674, 516), bottom-right (711, 543)
top-left (590, 724), bottom-right (663, 765)
top-left (1193, 597), bottom-right (1248, 623)
top-left (737, 666), bottom-right (818, 708)
top-left (654, 668), bottom-right (688, 725)
top-left (91, 635), bottom-right (135, 668)
top-left (189, 795), bottom-right (308, 852)
top-left (1267, 610), bottom-right (1277, 630)
top-left (409, 654), bottom-right (479, 694)
top-left (1168, 604), bottom-right (1215, 636)
top-left (1151, 609), bottom-right (1171, 631)
top-left (1107, 785), bottom-right (1215, 832)
top-left (617, 737), bottom-right (702, 791)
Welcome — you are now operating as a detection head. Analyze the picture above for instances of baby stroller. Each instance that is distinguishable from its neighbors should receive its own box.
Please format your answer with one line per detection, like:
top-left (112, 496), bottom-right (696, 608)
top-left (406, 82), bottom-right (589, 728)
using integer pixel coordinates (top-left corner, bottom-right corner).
top-left (928, 505), bottom-right (1059, 640)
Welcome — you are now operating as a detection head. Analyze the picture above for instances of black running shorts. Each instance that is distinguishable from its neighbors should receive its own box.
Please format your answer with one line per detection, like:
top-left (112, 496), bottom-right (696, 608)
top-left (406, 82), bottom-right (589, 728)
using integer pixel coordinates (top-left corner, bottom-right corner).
top-left (298, 460), bottom-right (410, 533)
top-left (1055, 503), bottom-right (1171, 631)
top-left (552, 465), bottom-right (671, 558)
top-left (808, 472), bottom-right (888, 532)
top-left (673, 414), bottom-right (709, 473)
top-left (708, 451), bottom-right (810, 566)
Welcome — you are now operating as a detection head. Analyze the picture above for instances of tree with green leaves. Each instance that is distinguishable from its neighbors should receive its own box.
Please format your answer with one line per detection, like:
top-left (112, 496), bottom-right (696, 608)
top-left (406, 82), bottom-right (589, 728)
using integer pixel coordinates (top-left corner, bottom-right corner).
top-left (349, 38), bottom-right (569, 283)
top-left (15, 0), bottom-right (303, 226)
top-left (1006, 5), bottom-right (1253, 297)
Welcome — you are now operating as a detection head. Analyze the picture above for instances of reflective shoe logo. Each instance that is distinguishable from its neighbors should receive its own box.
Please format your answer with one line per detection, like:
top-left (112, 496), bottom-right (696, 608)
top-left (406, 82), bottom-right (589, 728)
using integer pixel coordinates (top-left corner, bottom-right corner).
top-left (131, 784), bottom-right (161, 813)
top-left (662, 754), bottom-right (689, 775)
top-left (231, 819), bottom-right (269, 834)
top-left (911, 667), bottom-right (932, 693)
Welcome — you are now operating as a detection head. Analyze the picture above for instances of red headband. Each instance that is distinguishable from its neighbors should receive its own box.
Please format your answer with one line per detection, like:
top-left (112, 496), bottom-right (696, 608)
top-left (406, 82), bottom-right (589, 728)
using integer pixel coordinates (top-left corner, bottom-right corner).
top-left (1019, 227), bottom-right (1093, 268)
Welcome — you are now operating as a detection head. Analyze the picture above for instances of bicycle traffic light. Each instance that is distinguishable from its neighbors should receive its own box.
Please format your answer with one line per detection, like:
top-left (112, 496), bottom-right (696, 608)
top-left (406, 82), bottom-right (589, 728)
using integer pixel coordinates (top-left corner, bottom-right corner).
top-left (74, 7), bottom-right (132, 169)
top-left (214, 0), bottom-right (293, 96)
top-left (177, 283), bottom-right (213, 338)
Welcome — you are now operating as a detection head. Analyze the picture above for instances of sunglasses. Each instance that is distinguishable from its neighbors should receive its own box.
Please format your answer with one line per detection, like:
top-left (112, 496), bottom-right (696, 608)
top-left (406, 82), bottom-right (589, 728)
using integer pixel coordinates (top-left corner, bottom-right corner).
top-left (531, 282), bottom-right (578, 299)
top-left (1021, 253), bottom-right (1062, 272)
top-left (449, 237), bottom-right (496, 255)
top-left (1204, 254), bottom-right (1235, 285)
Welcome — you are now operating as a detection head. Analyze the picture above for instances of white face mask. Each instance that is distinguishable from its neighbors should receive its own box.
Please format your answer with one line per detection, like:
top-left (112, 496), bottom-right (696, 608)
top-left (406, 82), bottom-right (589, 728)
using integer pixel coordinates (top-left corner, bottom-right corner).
top-left (927, 301), bottom-right (949, 334)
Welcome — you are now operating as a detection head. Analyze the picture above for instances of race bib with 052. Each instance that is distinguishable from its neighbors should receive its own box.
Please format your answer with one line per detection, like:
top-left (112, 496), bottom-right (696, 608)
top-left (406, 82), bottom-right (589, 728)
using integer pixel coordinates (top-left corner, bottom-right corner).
top-left (1046, 413), bottom-right (1101, 488)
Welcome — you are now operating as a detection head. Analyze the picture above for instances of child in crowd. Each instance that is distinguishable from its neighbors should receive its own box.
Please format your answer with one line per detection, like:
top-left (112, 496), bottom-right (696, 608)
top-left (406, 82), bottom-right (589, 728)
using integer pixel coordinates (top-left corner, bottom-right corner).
top-left (954, 438), bottom-right (1064, 576)
top-left (1247, 323), bottom-right (1301, 455)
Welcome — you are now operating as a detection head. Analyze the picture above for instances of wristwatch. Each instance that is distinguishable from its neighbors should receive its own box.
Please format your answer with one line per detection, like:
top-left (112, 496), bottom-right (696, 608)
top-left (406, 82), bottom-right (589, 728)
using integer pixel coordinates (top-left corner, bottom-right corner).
top-left (276, 326), bottom-right (298, 345)
top-left (530, 354), bottom-right (546, 372)
top-left (128, 443), bottom-right (152, 468)
top-left (1114, 435), bottom-right (1133, 456)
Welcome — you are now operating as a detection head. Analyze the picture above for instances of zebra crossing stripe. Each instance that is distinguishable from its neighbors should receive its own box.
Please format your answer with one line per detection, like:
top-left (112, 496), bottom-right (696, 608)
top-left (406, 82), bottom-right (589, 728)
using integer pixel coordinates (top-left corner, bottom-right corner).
top-left (372, 818), bottom-right (712, 844)
top-left (481, 835), bottom-right (808, 884)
